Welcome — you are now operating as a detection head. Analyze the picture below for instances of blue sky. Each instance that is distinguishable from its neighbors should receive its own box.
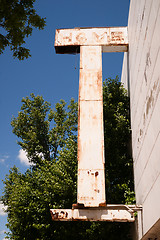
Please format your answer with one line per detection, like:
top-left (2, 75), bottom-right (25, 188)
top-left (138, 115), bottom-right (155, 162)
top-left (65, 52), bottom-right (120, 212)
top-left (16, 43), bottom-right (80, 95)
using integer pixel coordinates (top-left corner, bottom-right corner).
top-left (0, 0), bottom-right (130, 239)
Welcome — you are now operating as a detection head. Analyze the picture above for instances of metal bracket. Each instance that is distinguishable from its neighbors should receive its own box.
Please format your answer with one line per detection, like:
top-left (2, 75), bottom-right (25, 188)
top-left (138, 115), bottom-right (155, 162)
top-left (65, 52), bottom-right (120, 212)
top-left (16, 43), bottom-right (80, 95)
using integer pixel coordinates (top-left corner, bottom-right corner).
top-left (50, 204), bottom-right (142, 222)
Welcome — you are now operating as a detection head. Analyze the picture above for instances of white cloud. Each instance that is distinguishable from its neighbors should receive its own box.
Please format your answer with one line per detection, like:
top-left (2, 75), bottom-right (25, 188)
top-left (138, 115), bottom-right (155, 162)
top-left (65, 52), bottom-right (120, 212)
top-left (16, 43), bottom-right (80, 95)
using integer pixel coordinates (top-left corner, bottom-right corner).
top-left (18, 149), bottom-right (44, 166)
top-left (0, 202), bottom-right (7, 216)
top-left (18, 149), bottom-right (30, 166)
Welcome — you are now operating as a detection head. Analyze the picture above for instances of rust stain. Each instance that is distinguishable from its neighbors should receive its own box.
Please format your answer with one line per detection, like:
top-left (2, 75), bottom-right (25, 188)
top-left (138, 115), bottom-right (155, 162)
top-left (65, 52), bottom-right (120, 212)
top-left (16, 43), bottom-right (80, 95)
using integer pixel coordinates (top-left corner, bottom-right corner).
top-left (50, 210), bottom-right (69, 220)
top-left (95, 171), bottom-right (99, 177)
top-left (110, 32), bottom-right (124, 42)
top-left (107, 35), bottom-right (110, 43)
top-left (72, 203), bottom-right (84, 209)
top-left (93, 32), bottom-right (100, 40)
top-left (93, 31), bottom-right (107, 43)
top-left (93, 115), bottom-right (97, 120)
top-left (99, 202), bottom-right (107, 207)
top-left (97, 71), bottom-right (102, 83)
top-left (62, 33), bottom-right (73, 43)
top-left (94, 189), bottom-right (100, 193)
top-left (50, 210), bottom-right (59, 220)
top-left (96, 71), bottom-right (102, 98)
top-left (76, 32), bottom-right (87, 44)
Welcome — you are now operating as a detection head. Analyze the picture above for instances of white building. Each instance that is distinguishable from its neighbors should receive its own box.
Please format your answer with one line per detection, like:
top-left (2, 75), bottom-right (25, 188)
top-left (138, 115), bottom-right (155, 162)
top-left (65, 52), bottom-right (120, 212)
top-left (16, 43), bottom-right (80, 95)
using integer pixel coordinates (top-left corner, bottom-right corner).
top-left (121, 0), bottom-right (160, 239)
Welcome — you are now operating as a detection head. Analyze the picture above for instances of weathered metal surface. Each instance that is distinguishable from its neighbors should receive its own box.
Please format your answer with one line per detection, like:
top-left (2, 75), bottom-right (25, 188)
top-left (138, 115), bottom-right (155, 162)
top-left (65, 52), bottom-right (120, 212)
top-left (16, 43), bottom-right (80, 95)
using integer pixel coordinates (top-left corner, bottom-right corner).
top-left (50, 205), bottom-right (139, 222)
top-left (79, 46), bottom-right (102, 101)
top-left (50, 26), bottom-right (132, 222)
top-left (55, 27), bottom-right (128, 53)
top-left (77, 46), bottom-right (105, 207)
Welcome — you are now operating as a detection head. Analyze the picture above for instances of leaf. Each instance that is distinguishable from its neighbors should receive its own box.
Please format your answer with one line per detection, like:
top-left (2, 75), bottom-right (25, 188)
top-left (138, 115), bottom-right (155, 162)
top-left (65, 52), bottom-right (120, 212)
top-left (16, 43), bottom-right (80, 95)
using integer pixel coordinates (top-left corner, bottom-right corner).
top-left (0, 0), bottom-right (46, 60)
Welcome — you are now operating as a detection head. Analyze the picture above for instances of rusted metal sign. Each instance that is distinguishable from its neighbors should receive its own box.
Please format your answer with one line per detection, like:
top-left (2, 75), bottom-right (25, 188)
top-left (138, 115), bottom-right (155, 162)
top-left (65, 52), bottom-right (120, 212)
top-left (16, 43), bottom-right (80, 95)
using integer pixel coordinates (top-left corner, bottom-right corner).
top-left (55, 27), bottom-right (128, 53)
top-left (50, 27), bottom-right (141, 221)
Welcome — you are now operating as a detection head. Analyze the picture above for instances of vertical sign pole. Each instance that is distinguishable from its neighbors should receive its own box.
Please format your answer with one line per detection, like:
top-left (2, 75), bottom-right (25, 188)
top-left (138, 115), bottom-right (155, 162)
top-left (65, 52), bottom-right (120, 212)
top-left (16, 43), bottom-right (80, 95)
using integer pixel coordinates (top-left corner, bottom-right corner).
top-left (77, 46), bottom-right (106, 207)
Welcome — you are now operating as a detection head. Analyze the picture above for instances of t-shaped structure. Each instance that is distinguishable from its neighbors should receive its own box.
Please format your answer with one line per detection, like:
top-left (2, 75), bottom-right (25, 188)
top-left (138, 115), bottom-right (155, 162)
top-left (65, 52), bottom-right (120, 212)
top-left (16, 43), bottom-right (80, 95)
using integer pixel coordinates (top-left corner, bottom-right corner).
top-left (50, 27), bottom-right (141, 221)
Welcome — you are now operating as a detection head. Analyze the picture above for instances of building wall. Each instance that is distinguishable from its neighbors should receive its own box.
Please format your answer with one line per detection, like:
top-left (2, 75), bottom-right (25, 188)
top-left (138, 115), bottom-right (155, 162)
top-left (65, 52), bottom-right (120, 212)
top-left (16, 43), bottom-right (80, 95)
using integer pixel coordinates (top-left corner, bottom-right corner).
top-left (121, 0), bottom-right (160, 239)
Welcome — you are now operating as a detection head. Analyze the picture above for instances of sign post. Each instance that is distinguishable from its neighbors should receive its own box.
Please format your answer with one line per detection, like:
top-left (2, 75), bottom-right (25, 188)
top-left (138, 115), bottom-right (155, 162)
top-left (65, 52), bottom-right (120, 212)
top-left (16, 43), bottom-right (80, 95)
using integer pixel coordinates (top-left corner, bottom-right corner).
top-left (50, 27), bottom-right (141, 221)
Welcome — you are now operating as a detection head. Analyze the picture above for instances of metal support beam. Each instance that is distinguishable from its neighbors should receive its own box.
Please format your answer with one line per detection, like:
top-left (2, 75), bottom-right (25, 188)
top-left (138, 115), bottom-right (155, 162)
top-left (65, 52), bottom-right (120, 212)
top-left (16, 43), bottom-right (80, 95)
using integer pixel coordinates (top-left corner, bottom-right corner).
top-left (77, 45), bottom-right (105, 207)
top-left (50, 205), bottom-right (142, 222)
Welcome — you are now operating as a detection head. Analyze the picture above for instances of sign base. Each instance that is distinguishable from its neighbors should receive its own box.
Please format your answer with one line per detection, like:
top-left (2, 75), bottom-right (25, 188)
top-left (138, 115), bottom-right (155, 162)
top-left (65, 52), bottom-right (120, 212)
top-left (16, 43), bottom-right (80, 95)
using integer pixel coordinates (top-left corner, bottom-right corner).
top-left (50, 204), bottom-right (142, 222)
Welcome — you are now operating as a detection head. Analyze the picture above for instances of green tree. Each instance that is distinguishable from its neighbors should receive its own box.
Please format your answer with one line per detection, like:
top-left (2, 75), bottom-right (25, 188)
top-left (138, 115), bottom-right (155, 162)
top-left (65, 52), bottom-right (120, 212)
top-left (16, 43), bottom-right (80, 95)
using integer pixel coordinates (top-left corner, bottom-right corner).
top-left (2, 95), bottom-right (78, 239)
top-left (103, 77), bottom-right (134, 204)
top-left (1, 77), bottom-right (135, 240)
top-left (11, 94), bottom-right (77, 165)
top-left (0, 0), bottom-right (46, 60)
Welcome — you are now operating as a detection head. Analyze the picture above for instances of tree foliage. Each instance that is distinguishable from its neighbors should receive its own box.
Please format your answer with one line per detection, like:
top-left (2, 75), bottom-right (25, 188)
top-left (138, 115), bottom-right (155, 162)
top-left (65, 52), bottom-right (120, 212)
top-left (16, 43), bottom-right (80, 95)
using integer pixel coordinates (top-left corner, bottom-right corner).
top-left (1, 77), bottom-right (135, 239)
top-left (103, 77), bottom-right (134, 204)
top-left (0, 0), bottom-right (46, 60)
top-left (11, 94), bottom-right (77, 165)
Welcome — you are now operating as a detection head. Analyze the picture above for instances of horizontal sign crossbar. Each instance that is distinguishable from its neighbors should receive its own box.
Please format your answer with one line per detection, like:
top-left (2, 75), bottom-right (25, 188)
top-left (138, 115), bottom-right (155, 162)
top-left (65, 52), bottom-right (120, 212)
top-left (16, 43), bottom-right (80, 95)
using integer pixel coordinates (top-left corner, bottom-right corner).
top-left (50, 205), bottom-right (142, 222)
top-left (55, 27), bottom-right (128, 53)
